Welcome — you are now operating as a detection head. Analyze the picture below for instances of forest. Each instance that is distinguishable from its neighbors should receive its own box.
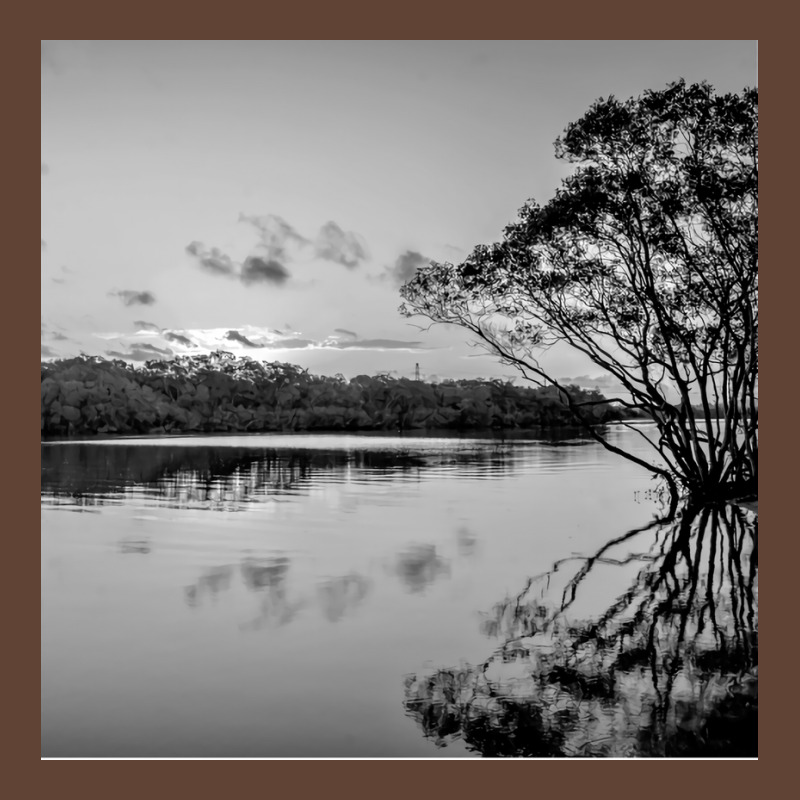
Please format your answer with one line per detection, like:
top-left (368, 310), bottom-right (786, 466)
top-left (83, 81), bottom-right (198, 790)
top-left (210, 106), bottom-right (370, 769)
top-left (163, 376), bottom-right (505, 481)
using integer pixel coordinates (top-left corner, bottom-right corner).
top-left (40, 351), bottom-right (627, 437)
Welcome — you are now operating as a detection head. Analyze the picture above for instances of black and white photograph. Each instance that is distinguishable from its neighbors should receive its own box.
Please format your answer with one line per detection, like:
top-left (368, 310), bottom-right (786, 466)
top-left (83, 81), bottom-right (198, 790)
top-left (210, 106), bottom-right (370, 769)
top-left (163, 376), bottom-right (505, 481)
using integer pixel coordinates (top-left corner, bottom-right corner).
top-left (41, 40), bottom-right (758, 759)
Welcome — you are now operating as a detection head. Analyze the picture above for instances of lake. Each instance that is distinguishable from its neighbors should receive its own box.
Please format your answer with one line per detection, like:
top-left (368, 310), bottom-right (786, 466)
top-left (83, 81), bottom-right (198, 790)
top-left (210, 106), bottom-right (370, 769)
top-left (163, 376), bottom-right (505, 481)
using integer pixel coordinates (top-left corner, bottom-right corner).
top-left (41, 425), bottom-right (757, 758)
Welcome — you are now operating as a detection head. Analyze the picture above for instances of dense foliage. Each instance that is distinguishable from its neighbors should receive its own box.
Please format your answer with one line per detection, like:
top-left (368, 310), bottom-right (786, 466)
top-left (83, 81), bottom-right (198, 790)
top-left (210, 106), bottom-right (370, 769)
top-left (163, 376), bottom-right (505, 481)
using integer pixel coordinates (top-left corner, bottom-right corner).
top-left (400, 81), bottom-right (758, 501)
top-left (41, 352), bottom-right (625, 437)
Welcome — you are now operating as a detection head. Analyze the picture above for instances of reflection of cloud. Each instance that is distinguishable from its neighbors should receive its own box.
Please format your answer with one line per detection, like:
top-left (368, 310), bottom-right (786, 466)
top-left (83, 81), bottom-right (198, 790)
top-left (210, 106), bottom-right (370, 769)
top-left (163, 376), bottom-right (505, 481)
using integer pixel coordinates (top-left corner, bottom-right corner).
top-left (392, 544), bottom-right (450, 594)
top-left (456, 525), bottom-right (477, 557)
top-left (317, 573), bottom-right (371, 622)
top-left (119, 538), bottom-right (151, 555)
top-left (241, 556), bottom-right (290, 592)
top-left (185, 565), bottom-right (234, 607)
top-left (109, 289), bottom-right (157, 307)
top-left (240, 556), bottom-right (304, 629)
top-left (314, 221), bottom-right (369, 268)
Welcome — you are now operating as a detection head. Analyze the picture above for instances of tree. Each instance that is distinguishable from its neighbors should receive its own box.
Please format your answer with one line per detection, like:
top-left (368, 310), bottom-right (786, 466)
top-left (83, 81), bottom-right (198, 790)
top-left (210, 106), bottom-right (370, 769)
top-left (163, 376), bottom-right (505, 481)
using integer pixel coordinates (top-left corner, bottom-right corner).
top-left (400, 81), bottom-right (758, 503)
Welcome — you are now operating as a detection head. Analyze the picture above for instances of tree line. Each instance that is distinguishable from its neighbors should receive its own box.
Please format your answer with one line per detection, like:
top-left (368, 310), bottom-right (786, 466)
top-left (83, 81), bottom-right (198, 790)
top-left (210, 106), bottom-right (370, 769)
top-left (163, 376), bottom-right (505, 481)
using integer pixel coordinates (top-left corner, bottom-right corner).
top-left (41, 351), bottom-right (626, 437)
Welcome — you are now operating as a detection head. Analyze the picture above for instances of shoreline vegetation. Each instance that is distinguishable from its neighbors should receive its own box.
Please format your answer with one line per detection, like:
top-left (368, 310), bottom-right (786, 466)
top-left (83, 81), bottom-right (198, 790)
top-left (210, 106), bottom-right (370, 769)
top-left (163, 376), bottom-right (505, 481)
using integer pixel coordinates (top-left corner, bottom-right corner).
top-left (41, 352), bottom-right (635, 439)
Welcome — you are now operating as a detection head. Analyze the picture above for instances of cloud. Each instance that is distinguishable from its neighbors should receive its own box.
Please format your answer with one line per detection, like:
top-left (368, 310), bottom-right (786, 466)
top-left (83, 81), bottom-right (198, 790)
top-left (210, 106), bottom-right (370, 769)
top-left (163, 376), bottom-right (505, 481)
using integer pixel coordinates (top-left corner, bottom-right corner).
top-left (385, 250), bottom-right (430, 286)
top-left (109, 290), bottom-right (157, 307)
top-left (314, 221), bottom-right (369, 268)
top-left (92, 325), bottom-right (434, 362)
top-left (186, 241), bottom-right (290, 287)
top-left (225, 329), bottom-right (259, 348)
top-left (134, 320), bottom-right (162, 333)
top-left (241, 255), bottom-right (290, 286)
top-left (164, 331), bottom-right (195, 347)
top-left (106, 343), bottom-right (173, 362)
top-left (265, 337), bottom-right (316, 349)
top-left (42, 163), bottom-right (49, 175)
top-left (239, 214), bottom-right (309, 262)
top-left (336, 338), bottom-right (424, 350)
top-left (185, 241), bottom-right (237, 276)
top-left (334, 328), bottom-right (359, 339)
top-left (138, 343), bottom-right (172, 355)
top-left (41, 344), bottom-right (58, 358)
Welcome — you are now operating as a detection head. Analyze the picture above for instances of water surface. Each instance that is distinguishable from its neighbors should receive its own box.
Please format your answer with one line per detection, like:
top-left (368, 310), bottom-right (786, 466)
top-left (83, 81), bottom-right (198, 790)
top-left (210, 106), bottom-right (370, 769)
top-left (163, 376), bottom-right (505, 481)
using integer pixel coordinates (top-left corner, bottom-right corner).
top-left (41, 426), bottom-right (756, 757)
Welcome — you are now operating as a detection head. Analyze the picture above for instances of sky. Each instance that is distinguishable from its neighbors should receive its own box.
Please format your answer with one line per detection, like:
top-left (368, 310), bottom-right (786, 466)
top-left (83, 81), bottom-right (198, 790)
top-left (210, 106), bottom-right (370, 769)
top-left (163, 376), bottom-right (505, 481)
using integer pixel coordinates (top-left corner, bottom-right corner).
top-left (41, 40), bottom-right (758, 382)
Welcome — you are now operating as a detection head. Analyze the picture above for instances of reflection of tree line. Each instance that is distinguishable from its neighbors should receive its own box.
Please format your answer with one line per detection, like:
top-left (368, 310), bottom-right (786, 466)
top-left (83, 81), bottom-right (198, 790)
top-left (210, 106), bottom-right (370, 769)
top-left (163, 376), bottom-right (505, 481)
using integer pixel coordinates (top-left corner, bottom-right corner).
top-left (41, 444), bottom-right (530, 507)
top-left (403, 504), bottom-right (757, 757)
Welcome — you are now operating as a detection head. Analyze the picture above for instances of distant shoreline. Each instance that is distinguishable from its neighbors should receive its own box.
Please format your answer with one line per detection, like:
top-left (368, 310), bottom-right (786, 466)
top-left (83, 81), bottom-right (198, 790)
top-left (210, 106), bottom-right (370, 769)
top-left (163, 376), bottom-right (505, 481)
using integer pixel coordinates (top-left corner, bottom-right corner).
top-left (41, 354), bottom-right (628, 439)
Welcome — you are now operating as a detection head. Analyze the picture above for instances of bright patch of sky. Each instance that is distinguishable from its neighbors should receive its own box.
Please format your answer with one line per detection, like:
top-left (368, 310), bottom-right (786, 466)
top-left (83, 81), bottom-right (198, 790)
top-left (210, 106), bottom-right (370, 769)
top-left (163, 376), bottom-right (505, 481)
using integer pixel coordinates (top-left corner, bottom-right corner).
top-left (41, 40), bottom-right (757, 382)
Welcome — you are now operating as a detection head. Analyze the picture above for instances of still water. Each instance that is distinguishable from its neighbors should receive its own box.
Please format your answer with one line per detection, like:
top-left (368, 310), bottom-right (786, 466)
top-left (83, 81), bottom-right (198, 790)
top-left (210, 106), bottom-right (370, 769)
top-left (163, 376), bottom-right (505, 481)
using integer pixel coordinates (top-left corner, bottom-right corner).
top-left (41, 425), bottom-right (757, 757)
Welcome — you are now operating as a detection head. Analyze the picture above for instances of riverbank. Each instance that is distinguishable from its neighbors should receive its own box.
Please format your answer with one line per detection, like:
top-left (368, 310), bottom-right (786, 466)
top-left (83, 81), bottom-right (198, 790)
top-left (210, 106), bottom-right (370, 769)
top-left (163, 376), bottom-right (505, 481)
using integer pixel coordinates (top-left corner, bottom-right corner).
top-left (41, 353), bottom-right (627, 438)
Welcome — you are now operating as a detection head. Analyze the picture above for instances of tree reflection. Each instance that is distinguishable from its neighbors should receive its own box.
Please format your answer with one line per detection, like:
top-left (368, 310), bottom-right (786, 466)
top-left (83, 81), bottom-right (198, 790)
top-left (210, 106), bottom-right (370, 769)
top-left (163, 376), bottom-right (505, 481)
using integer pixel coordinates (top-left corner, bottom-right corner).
top-left (41, 443), bottom-right (528, 510)
top-left (403, 503), bottom-right (757, 757)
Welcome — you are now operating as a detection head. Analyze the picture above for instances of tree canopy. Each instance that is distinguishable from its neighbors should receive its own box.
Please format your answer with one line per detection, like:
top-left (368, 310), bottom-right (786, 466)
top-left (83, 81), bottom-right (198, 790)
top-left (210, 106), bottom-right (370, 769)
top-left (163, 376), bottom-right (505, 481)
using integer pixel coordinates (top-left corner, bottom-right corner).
top-left (400, 80), bottom-right (758, 502)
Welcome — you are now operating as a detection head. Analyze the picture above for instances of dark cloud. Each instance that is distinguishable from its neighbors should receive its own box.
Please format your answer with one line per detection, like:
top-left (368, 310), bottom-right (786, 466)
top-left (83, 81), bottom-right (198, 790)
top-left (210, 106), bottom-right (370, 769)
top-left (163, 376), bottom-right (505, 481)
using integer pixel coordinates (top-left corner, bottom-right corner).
top-left (337, 338), bottom-right (424, 350)
top-left (186, 240), bottom-right (291, 287)
top-left (314, 221), bottom-right (368, 268)
top-left (106, 343), bottom-right (174, 362)
top-left (334, 328), bottom-right (359, 339)
top-left (239, 214), bottom-right (309, 262)
top-left (164, 331), bottom-right (195, 347)
top-left (385, 250), bottom-right (430, 286)
top-left (225, 330), bottom-right (259, 348)
top-left (42, 163), bottom-right (49, 175)
top-left (241, 255), bottom-right (290, 286)
top-left (185, 241), bottom-right (237, 276)
top-left (41, 239), bottom-right (46, 249)
top-left (137, 343), bottom-right (172, 355)
top-left (271, 338), bottom-right (315, 349)
top-left (109, 290), bottom-right (157, 307)
top-left (50, 331), bottom-right (68, 341)
top-left (134, 320), bottom-right (162, 333)
top-left (41, 344), bottom-right (57, 358)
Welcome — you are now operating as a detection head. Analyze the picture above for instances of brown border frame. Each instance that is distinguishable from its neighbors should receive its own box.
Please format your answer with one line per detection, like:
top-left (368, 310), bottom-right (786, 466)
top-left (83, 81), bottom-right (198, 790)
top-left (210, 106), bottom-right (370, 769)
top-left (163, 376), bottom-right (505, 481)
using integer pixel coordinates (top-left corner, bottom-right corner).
top-left (26, 9), bottom-right (781, 797)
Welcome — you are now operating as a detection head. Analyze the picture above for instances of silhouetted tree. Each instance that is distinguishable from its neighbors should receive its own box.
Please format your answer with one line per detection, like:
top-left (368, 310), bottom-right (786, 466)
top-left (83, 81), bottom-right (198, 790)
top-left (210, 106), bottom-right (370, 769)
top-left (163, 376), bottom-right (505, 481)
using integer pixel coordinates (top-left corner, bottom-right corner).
top-left (401, 81), bottom-right (758, 503)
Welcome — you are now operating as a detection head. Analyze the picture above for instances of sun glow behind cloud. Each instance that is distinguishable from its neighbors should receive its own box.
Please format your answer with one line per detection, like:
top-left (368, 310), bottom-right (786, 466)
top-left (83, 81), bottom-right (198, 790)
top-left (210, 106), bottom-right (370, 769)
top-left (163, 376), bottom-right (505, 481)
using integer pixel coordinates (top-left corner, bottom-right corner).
top-left (88, 325), bottom-right (431, 363)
